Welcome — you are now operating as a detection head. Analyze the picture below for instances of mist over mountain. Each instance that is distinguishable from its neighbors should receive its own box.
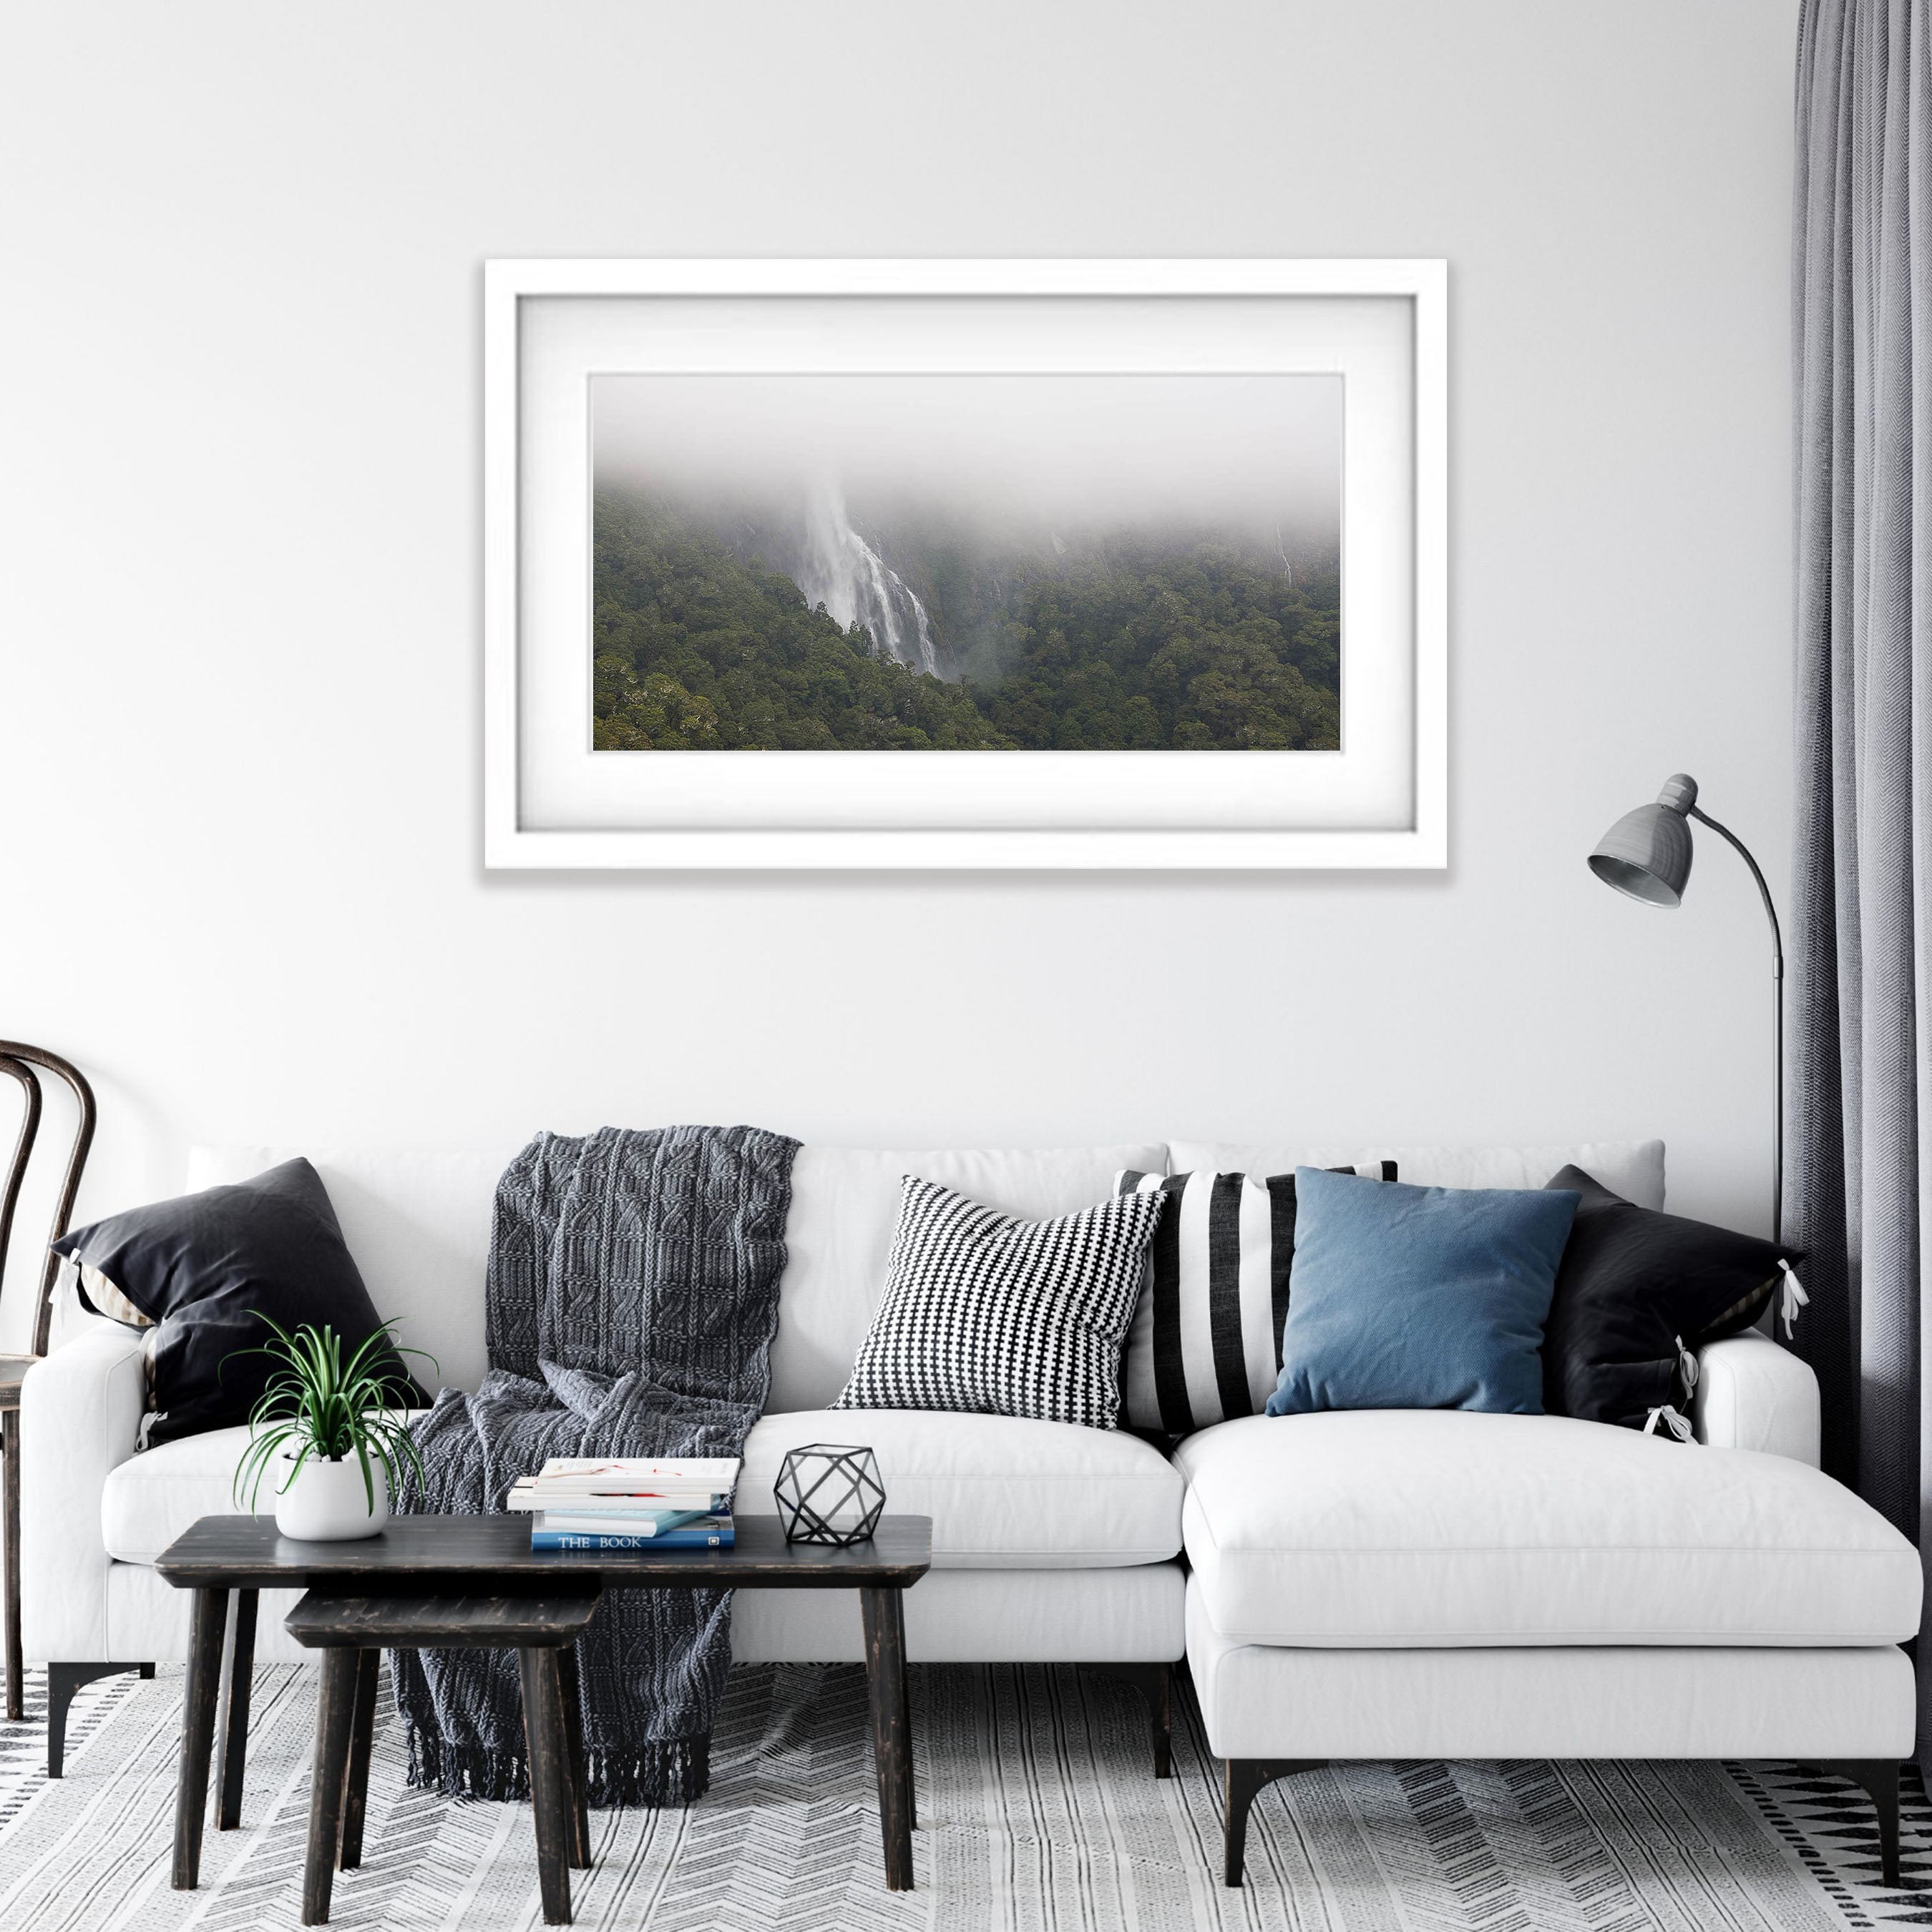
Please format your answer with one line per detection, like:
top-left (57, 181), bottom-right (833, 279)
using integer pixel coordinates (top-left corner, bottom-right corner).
top-left (592, 370), bottom-right (1342, 542)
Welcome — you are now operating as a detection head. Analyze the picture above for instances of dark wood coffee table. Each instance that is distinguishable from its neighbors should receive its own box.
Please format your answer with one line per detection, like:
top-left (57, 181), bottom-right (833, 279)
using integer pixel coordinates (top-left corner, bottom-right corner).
top-left (155, 1513), bottom-right (932, 1896)
top-left (286, 1589), bottom-right (600, 1926)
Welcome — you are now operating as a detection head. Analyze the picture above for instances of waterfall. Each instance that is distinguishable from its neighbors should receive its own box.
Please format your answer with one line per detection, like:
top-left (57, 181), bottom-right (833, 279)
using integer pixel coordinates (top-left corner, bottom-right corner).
top-left (798, 481), bottom-right (942, 676)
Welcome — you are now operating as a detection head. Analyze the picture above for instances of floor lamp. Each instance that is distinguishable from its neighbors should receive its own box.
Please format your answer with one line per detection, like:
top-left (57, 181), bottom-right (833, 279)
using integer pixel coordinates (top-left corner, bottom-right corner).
top-left (1587, 772), bottom-right (1785, 1244)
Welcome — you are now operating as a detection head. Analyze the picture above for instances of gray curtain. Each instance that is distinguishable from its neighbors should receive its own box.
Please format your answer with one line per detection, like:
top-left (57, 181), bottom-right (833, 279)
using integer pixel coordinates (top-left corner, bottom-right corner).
top-left (1790, 0), bottom-right (1932, 1746)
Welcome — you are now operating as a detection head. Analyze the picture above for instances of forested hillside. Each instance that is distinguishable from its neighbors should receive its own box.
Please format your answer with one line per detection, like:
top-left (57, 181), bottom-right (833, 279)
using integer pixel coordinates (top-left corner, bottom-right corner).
top-left (592, 489), bottom-right (1342, 752)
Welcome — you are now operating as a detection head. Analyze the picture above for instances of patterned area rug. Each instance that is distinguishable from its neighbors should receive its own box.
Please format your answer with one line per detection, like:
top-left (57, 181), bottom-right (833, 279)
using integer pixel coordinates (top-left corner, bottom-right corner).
top-left (0, 1661), bottom-right (1926, 1931)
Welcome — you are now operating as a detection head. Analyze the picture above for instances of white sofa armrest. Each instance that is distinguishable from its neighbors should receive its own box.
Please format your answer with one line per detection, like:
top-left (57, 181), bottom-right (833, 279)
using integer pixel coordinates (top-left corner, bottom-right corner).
top-left (1692, 1330), bottom-right (1821, 1465)
top-left (20, 1322), bottom-right (147, 1662)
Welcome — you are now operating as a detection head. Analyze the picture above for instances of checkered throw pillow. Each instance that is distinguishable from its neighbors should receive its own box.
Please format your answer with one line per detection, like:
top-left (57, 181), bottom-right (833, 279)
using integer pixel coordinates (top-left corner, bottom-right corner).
top-left (831, 1176), bottom-right (1168, 1429)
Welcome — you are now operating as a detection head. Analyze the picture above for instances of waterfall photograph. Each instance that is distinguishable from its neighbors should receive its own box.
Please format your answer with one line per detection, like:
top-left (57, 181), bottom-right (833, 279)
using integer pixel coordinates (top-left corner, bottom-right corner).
top-left (591, 371), bottom-right (1344, 752)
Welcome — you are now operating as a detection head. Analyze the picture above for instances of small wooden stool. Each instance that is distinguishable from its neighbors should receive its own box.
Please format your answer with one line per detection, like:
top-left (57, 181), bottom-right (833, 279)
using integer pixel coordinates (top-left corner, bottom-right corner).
top-left (284, 1589), bottom-right (598, 1926)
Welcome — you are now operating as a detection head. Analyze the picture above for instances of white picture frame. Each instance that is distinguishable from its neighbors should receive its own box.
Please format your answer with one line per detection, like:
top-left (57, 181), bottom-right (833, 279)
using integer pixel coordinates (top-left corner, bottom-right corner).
top-left (484, 258), bottom-right (1446, 869)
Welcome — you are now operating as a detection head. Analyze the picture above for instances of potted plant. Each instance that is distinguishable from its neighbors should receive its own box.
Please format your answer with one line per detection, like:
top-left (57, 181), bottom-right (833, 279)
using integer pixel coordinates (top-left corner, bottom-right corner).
top-left (230, 1315), bottom-right (434, 1541)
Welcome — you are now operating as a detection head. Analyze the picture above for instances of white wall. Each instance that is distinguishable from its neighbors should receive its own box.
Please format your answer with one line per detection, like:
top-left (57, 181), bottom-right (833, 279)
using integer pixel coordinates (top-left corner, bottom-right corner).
top-left (0, 1), bottom-right (1800, 1347)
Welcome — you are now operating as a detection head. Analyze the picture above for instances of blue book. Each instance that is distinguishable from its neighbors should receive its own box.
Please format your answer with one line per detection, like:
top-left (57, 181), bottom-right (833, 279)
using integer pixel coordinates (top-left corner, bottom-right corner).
top-left (531, 1526), bottom-right (735, 1551)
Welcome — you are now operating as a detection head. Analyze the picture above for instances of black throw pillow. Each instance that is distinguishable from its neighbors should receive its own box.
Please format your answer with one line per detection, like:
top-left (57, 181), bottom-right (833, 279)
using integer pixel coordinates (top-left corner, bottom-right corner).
top-left (1540, 1163), bottom-right (1800, 1433)
top-left (52, 1158), bottom-right (429, 1445)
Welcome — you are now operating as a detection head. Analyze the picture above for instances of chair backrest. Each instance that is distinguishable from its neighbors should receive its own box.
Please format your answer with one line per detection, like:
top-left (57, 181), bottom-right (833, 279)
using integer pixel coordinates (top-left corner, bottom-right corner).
top-left (0, 1042), bottom-right (97, 1356)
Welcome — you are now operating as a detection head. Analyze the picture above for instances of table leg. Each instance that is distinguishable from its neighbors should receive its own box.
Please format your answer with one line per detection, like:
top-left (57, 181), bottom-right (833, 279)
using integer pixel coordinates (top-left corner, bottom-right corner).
top-left (555, 1641), bottom-right (591, 1869)
top-left (173, 1586), bottom-right (228, 1889)
top-left (302, 1650), bottom-right (360, 1925)
top-left (3, 1408), bottom-right (21, 1724)
top-left (860, 1585), bottom-right (914, 1890)
top-left (895, 1604), bottom-right (915, 1833)
top-left (338, 1649), bottom-right (379, 1870)
top-left (213, 1589), bottom-right (258, 1828)
top-left (517, 1647), bottom-right (575, 1926)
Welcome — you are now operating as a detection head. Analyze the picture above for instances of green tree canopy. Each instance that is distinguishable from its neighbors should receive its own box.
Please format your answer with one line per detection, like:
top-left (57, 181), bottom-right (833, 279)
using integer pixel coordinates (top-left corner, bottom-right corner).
top-left (592, 489), bottom-right (1341, 753)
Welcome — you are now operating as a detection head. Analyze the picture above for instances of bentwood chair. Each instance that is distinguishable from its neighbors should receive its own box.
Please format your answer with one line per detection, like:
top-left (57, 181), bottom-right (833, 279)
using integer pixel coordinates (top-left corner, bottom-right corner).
top-left (0, 1042), bottom-right (97, 1722)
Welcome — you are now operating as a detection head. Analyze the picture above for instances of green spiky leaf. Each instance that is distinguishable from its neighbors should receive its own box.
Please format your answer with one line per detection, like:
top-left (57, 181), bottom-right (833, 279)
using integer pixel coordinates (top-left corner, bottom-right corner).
top-left (226, 1314), bottom-right (437, 1512)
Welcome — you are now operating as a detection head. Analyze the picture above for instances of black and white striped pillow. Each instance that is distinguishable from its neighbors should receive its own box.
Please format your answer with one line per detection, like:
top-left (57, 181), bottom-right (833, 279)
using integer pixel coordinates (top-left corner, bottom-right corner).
top-left (832, 1176), bottom-right (1166, 1429)
top-left (1114, 1163), bottom-right (1397, 1435)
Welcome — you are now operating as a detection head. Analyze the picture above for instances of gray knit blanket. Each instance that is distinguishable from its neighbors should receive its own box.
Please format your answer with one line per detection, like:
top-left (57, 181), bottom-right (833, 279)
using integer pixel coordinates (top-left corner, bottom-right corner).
top-left (393, 1124), bottom-right (798, 1806)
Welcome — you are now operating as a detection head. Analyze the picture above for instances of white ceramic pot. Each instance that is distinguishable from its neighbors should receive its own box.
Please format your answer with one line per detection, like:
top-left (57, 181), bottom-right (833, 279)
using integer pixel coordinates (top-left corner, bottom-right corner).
top-left (272, 1449), bottom-right (391, 1541)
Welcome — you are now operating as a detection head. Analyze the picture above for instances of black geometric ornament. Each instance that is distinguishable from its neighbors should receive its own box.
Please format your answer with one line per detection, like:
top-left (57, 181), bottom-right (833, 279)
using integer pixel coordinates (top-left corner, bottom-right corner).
top-left (774, 1442), bottom-right (886, 1547)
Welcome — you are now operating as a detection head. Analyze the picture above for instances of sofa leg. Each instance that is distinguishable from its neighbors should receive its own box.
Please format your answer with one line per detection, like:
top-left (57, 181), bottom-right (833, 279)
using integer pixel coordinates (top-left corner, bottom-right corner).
top-left (47, 1662), bottom-right (152, 1777)
top-left (1816, 1759), bottom-right (1903, 1887)
top-left (1078, 1663), bottom-right (1174, 1778)
top-left (1224, 1758), bottom-right (1325, 1887)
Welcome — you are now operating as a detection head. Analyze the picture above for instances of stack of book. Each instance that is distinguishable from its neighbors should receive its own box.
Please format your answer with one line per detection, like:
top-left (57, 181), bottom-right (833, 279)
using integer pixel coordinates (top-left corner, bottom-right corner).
top-left (509, 1457), bottom-right (739, 1551)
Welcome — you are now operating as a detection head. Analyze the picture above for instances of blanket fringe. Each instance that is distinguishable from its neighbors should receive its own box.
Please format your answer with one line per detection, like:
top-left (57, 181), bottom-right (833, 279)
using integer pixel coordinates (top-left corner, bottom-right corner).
top-left (406, 1718), bottom-right (711, 1807)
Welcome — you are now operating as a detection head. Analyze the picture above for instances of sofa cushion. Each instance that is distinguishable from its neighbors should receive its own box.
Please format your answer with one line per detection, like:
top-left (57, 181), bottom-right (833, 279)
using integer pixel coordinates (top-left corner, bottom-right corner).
top-left (190, 1142), bottom-right (1169, 1412)
top-left (103, 1424), bottom-right (255, 1562)
top-left (103, 1410), bottom-right (428, 1563)
top-left (1185, 1580), bottom-right (1919, 1762)
top-left (105, 1406), bottom-right (1186, 1571)
top-left (771, 1144), bottom-right (1166, 1410)
top-left (741, 1410), bottom-right (1183, 1568)
top-left (1177, 1410), bottom-right (1922, 1646)
top-left (1171, 1140), bottom-right (1667, 1209)
top-left (188, 1145), bottom-right (515, 1394)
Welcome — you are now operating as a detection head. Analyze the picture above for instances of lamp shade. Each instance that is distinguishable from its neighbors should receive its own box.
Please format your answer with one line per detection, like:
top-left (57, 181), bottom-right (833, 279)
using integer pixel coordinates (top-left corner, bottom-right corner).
top-left (1588, 774), bottom-right (1698, 907)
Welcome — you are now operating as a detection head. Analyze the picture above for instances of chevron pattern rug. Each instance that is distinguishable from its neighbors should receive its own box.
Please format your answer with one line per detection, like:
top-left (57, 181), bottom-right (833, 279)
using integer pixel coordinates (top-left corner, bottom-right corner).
top-left (0, 1660), bottom-right (1926, 1931)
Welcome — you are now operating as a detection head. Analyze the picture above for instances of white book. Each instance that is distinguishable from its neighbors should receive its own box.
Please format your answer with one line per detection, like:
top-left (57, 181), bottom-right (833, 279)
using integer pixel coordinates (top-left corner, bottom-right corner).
top-left (507, 1492), bottom-right (731, 1513)
top-left (507, 1456), bottom-right (740, 1511)
top-left (530, 1458), bottom-right (740, 1488)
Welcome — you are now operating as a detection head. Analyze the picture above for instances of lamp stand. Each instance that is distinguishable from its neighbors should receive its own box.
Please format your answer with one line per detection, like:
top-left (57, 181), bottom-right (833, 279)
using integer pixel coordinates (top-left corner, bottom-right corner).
top-left (1686, 806), bottom-right (1785, 1244)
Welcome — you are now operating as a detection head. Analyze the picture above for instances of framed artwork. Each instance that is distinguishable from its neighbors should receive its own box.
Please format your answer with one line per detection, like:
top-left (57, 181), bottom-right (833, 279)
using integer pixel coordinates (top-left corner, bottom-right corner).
top-left (484, 259), bottom-right (1445, 869)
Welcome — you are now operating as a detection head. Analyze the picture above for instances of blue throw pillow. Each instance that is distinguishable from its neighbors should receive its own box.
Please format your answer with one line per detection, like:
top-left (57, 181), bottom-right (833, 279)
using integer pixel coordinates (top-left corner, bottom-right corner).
top-left (1265, 1166), bottom-right (1580, 1417)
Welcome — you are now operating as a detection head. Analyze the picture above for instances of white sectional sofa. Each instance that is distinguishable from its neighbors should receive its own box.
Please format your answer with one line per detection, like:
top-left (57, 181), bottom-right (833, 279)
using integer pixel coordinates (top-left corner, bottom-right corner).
top-left (19, 1136), bottom-right (1921, 1885)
